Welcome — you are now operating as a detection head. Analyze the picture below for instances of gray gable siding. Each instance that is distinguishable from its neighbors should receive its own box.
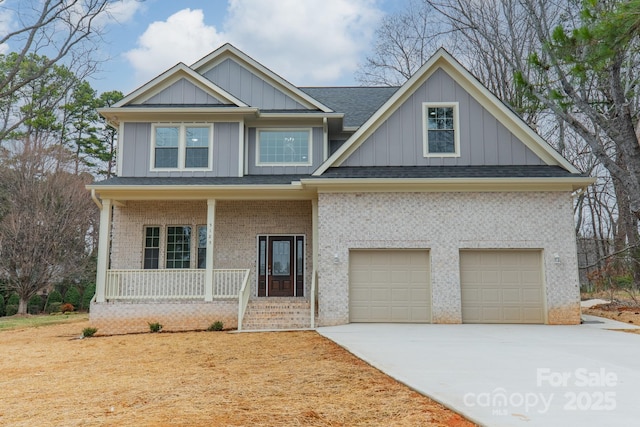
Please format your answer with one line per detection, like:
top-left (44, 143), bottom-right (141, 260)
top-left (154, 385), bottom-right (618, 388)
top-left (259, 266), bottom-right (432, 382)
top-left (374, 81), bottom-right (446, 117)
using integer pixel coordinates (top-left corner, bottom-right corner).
top-left (203, 58), bottom-right (308, 109)
top-left (120, 122), bottom-right (240, 177)
top-left (341, 68), bottom-right (546, 167)
top-left (247, 127), bottom-right (324, 175)
top-left (140, 78), bottom-right (225, 105)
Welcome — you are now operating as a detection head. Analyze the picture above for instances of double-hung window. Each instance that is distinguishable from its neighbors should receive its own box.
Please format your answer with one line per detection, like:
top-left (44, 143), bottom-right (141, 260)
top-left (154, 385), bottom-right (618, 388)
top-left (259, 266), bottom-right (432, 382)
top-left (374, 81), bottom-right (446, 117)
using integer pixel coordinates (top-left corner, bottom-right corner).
top-left (143, 226), bottom-right (160, 269)
top-left (166, 226), bottom-right (191, 269)
top-left (152, 124), bottom-right (212, 170)
top-left (256, 129), bottom-right (311, 165)
top-left (423, 103), bottom-right (460, 157)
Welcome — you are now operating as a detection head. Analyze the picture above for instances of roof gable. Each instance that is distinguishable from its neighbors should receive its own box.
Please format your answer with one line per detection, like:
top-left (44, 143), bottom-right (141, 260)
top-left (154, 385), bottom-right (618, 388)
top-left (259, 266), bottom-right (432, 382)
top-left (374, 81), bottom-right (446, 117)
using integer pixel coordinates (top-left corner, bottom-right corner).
top-left (113, 63), bottom-right (248, 108)
top-left (314, 49), bottom-right (579, 175)
top-left (191, 43), bottom-right (333, 112)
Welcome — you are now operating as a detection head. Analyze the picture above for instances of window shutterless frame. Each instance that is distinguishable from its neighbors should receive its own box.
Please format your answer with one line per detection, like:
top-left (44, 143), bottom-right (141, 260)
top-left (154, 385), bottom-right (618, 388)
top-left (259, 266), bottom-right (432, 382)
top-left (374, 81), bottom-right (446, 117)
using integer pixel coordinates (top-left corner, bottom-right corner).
top-left (255, 128), bottom-right (312, 166)
top-left (150, 123), bottom-right (213, 171)
top-left (422, 102), bottom-right (460, 158)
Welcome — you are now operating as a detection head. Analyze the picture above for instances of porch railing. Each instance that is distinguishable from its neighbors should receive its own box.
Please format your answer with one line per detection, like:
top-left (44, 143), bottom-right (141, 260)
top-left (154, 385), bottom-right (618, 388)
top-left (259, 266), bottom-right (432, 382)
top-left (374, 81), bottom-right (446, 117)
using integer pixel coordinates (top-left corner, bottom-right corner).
top-left (236, 270), bottom-right (252, 331)
top-left (105, 269), bottom-right (249, 300)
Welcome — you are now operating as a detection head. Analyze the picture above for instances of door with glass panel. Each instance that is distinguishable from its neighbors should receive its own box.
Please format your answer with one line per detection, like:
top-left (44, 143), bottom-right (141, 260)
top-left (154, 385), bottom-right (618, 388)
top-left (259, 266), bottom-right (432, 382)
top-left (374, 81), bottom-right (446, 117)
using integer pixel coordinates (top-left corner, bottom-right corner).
top-left (257, 235), bottom-right (304, 297)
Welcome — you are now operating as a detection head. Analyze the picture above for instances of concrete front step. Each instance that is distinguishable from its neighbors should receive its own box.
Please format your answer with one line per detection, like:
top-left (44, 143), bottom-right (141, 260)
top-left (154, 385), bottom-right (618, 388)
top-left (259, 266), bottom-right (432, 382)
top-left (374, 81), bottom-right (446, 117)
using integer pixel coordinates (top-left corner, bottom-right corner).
top-left (241, 298), bottom-right (312, 330)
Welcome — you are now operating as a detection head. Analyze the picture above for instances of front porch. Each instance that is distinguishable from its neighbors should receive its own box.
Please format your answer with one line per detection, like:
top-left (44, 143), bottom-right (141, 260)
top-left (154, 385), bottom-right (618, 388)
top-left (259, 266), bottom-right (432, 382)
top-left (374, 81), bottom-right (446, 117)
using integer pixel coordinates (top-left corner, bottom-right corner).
top-left (91, 198), bottom-right (318, 333)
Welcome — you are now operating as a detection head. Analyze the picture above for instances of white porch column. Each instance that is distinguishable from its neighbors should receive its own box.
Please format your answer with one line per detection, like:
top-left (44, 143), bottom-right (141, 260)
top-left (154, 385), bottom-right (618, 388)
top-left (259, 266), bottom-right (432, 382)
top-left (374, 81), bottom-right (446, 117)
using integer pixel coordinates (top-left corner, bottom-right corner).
top-left (95, 198), bottom-right (112, 303)
top-left (205, 199), bottom-right (216, 301)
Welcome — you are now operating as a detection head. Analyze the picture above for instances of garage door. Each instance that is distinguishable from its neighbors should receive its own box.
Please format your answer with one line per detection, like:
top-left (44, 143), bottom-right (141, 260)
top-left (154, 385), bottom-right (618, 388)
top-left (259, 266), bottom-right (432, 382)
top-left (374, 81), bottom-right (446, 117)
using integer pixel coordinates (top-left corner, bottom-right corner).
top-left (349, 250), bottom-right (431, 322)
top-left (460, 250), bottom-right (544, 323)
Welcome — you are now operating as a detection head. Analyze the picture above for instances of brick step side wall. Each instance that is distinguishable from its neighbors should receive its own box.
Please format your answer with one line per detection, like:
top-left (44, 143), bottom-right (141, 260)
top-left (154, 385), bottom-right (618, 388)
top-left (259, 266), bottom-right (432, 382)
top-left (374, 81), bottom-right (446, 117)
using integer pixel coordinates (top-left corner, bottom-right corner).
top-left (241, 299), bottom-right (311, 330)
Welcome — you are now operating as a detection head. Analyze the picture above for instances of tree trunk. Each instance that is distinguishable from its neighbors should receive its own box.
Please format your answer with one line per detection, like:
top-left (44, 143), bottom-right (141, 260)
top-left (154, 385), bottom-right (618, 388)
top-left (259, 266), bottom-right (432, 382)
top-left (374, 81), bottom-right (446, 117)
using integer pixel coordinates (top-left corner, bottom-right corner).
top-left (18, 297), bottom-right (28, 315)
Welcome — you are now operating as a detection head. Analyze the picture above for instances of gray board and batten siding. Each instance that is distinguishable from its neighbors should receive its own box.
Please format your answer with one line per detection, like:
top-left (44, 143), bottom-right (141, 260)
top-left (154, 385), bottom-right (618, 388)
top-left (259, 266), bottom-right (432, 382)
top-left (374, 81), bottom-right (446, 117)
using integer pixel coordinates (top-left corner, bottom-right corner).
top-left (120, 122), bottom-right (240, 177)
top-left (202, 58), bottom-right (310, 110)
top-left (246, 127), bottom-right (324, 175)
top-left (341, 68), bottom-right (546, 167)
top-left (139, 78), bottom-right (227, 105)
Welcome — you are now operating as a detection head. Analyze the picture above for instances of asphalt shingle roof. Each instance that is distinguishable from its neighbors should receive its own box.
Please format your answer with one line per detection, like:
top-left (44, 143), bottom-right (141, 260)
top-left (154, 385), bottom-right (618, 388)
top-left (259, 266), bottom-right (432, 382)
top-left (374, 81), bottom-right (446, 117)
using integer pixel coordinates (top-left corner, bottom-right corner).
top-left (318, 165), bottom-right (582, 179)
top-left (301, 87), bottom-right (399, 128)
top-left (91, 175), bottom-right (310, 186)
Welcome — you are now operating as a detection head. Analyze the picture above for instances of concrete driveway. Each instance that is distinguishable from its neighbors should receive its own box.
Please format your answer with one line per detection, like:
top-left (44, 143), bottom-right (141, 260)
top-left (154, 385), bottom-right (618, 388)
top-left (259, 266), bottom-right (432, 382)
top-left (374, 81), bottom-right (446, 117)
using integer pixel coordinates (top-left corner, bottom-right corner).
top-left (317, 317), bottom-right (640, 427)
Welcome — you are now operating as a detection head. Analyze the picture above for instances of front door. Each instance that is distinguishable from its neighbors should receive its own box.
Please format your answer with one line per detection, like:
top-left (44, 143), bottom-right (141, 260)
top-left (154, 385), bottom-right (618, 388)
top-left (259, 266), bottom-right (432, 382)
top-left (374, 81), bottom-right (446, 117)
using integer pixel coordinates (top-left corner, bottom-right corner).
top-left (258, 235), bottom-right (304, 297)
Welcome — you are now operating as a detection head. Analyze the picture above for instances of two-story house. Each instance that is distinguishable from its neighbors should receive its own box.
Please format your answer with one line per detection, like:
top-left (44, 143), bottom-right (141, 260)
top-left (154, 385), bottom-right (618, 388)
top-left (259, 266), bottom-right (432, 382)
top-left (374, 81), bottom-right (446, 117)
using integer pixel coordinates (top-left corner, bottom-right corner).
top-left (88, 44), bottom-right (593, 334)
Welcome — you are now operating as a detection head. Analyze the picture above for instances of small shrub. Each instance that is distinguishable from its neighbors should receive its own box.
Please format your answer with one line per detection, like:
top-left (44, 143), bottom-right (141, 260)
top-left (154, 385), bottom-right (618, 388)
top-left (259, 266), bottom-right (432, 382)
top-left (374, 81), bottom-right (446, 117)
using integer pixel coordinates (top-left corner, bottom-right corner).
top-left (82, 327), bottom-right (98, 338)
top-left (7, 293), bottom-right (19, 306)
top-left (59, 303), bottom-right (74, 313)
top-left (28, 295), bottom-right (43, 314)
top-left (148, 322), bottom-right (163, 333)
top-left (46, 302), bottom-right (62, 314)
top-left (48, 290), bottom-right (63, 304)
top-left (6, 304), bottom-right (18, 316)
top-left (207, 321), bottom-right (224, 331)
top-left (64, 287), bottom-right (81, 307)
top-left (82, 283), bottom-right (96, 311)
top-left (0, 294), bottom-right (5, 317)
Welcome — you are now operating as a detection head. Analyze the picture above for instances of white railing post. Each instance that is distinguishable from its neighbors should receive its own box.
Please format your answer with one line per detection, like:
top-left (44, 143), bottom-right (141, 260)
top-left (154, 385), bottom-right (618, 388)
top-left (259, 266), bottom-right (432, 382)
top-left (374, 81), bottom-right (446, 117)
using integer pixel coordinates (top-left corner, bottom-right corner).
top-left (205, 199), bottom-right (216, 302)
top-left (95, 198), bottom-right (112, 303)
top-left (237, 269), bottom-right (251, 331)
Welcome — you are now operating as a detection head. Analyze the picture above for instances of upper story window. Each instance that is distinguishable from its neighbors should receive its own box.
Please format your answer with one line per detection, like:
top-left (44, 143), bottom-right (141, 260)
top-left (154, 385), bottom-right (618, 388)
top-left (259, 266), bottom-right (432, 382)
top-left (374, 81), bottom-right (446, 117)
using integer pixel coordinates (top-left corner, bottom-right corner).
top-left (256, 129), bottom-right (312, 166)
top-left (152, 124), bottom-right (212, 170)
top-left (423, 103), bottom-right (460, 157)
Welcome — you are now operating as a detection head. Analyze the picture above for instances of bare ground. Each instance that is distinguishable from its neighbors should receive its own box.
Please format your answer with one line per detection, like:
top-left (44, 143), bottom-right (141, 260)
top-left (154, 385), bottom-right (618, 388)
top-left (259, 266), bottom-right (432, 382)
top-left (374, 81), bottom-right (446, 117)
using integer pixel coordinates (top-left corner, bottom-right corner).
top-left (0, 320), bottom-right (474, 427)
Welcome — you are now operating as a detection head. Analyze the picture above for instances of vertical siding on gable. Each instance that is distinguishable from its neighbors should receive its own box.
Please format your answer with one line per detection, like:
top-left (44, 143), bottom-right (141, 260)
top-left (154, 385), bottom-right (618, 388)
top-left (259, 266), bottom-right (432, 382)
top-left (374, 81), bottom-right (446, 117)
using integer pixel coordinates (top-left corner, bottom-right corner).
top-left (247, 127), bottom-right (323, 175)
top-left (341, 68), bottom-right (546, 167)
top-left (141, 78), bottom-right (223, 105)
top-left (203, 58), bottom-right (309, 110)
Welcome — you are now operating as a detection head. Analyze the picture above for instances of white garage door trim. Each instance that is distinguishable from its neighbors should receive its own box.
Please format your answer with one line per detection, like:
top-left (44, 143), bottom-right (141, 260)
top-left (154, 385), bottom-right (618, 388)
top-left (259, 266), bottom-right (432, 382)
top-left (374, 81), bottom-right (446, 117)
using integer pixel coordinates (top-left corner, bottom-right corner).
top-left (460, 249), bottom-right (545, 324)
top-left (349, 249), bottom-right (431, 323)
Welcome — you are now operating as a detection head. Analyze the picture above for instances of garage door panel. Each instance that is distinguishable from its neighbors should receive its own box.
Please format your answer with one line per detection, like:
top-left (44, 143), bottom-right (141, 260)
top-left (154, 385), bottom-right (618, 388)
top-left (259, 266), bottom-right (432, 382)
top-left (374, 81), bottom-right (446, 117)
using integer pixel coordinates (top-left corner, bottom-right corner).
top-left (350, 250), bottom-right (430, 323)
top-left (461, 250), bottom-right (544, 324)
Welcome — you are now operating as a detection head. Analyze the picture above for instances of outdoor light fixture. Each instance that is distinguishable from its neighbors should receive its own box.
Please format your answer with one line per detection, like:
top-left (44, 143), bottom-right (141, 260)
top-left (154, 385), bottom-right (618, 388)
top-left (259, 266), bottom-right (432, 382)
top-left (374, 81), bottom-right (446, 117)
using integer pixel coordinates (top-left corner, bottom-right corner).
top-left (553, 253), bottom-right (560, 264)
top-left (333, 254), bottom-right (340, 264)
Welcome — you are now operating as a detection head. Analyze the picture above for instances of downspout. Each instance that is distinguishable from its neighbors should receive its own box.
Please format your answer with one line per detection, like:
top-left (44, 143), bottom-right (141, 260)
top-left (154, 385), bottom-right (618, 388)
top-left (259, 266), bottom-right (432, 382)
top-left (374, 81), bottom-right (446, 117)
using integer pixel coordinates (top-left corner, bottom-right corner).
top-left (91, 188), bottom-right (102, 210)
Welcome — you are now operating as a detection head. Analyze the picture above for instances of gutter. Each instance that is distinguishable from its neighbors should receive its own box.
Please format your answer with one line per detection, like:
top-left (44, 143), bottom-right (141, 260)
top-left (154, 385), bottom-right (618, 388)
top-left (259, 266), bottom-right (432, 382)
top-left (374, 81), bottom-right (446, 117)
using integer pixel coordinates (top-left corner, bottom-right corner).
top-left (91, 188), bottom-right (102, 210)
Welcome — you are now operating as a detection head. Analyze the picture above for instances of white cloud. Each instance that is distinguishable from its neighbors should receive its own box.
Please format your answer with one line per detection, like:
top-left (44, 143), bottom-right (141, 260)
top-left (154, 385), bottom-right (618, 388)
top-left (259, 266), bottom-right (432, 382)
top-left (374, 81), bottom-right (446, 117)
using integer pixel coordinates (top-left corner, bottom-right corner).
top-left (124, 1), bottom-right (384, 86)
top-left (224, 0), bottom-right (384, 84)
top-left (124, 8), bottom-right (224, 83)
top-left (0, 9), bottom-right (14, 54)
top-left (102, 0), bottom-right (145, 25)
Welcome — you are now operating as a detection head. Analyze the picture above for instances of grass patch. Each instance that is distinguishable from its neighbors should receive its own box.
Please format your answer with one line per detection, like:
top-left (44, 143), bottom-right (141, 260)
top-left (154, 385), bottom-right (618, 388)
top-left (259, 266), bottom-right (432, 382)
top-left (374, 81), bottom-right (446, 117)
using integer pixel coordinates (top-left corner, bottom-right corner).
top-left (0, 313), bottom-right (89, 331)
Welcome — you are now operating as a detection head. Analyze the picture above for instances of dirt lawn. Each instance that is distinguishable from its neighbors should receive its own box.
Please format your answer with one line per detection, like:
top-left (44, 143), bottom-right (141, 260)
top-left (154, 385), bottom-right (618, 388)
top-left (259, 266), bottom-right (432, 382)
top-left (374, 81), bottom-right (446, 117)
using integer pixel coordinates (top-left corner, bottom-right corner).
top-left (0, 319), bottom-right (473, 427)
top-left (582, 298), bottom-right (640, 335)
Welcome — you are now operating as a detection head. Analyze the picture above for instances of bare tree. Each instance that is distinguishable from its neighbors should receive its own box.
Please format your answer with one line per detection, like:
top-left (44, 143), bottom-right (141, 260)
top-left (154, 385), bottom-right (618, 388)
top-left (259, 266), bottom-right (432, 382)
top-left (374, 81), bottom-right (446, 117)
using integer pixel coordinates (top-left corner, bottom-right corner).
top-left (0, 139), bottom-right (96, 314)
top-left (0, 0), bottom-right (115, 142)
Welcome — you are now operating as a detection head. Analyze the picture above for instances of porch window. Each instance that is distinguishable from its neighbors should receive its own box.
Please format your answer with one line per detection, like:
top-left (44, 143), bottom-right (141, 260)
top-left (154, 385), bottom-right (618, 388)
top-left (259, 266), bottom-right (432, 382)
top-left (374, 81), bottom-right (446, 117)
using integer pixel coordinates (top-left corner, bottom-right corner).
top-left (166, 226), bottom-right (191, 269)
top-left (197, 225), bottom-right (207, 269)
top-left (423, 102), bottom-right (460, 157)
top-left (152, 124), bottom-right (212, 170)
top-left (256, 129), bottom-right (311, 165)
top-left (143, 226), bottom-right (160, 269)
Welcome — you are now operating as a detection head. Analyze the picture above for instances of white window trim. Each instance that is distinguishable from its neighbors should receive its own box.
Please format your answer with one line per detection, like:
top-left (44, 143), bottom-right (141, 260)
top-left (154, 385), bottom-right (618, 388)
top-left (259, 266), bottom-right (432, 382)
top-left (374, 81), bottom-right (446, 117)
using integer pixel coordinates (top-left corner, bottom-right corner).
top-left (422, 102), bottom-right (460, 158)
top-left (255, 128), bottom-right (313, 167)
top-left (150, 123), bottom-right (214, 171)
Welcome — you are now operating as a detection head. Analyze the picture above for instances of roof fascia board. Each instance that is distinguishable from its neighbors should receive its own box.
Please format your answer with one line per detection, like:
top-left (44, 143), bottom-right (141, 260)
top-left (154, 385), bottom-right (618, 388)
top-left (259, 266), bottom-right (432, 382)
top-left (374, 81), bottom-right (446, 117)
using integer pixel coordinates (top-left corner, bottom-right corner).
top-left (313, 49), bottom-right (580, 176)
top-left (191, 44), bottom-right (333, 113)
top-left (113, 63), bottom-right (248, 108)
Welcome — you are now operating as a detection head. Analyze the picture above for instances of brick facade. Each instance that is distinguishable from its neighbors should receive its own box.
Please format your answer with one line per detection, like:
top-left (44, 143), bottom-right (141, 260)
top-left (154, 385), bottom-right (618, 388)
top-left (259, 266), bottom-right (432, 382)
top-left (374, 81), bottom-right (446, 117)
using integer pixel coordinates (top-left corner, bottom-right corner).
top-left (315, 191), bottom-right (581, 326)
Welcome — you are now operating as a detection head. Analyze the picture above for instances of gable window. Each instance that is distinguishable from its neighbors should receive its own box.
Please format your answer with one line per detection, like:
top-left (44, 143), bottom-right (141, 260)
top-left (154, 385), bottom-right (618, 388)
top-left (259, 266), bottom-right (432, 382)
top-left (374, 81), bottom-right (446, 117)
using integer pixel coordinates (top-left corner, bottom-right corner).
top-left (143, 226), bottom-right (160, 269)
top-left (257, 129), bottom-right (311, 165)
top-left (423, 103), bottom-right (460, 157)
top-left (166, 226), bottom-right (191, 269)
top-left (152, 124), bottom-right (212, 170)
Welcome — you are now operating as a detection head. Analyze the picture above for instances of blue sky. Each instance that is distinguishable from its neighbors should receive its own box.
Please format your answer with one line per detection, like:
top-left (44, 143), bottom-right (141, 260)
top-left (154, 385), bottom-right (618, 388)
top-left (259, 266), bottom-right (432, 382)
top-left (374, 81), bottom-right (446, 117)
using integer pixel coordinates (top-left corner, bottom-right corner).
top-left (80, 0), bottom-right (407, 95)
